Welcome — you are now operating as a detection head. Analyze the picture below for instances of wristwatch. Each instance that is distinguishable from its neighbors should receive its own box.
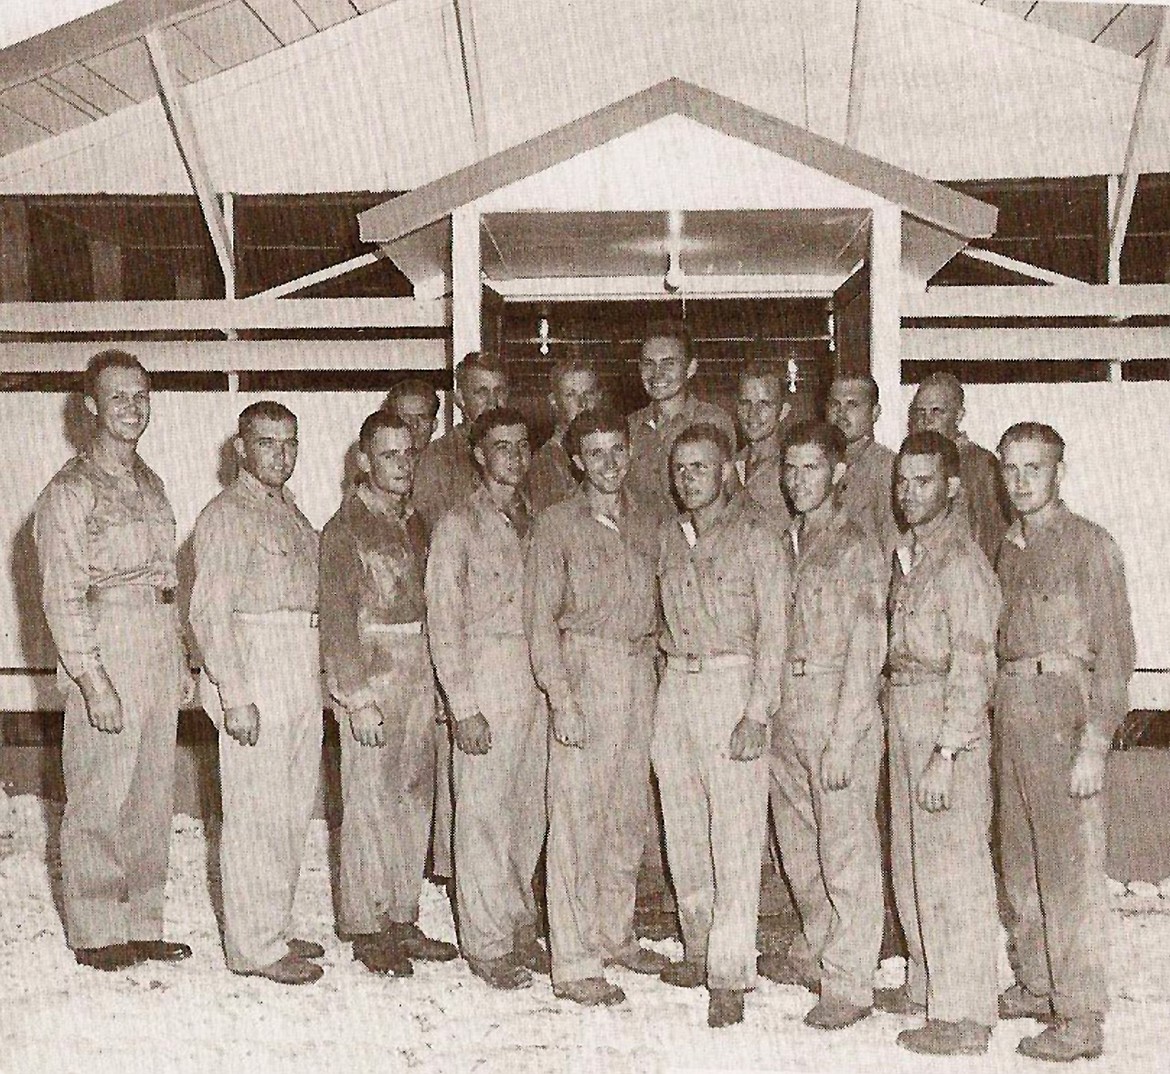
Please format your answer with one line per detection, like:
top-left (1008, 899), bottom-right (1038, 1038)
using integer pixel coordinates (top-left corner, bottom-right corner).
top-left (933, 744), bottom-right (958, 762)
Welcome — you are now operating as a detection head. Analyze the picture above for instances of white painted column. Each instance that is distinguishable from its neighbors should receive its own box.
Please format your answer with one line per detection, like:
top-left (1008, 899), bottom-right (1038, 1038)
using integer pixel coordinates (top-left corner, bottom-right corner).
top-left (870, 204), bottom-right (902, 448)
top-left (450, 205), bottom-right (482, 429)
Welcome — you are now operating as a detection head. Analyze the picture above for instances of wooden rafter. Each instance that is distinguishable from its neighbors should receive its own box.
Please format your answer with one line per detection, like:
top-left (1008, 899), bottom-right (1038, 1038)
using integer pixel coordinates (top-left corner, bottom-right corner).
top-left (959, 246), bottom-right (1088, 286)
top-left (451, 0), bottom-right (486, 155)
top-left (845, 0), bottom-right (874, 148)
top-left (248, 251), bottom-right (382, 300)
top-left (907, 284), bottom-right (1170, 320)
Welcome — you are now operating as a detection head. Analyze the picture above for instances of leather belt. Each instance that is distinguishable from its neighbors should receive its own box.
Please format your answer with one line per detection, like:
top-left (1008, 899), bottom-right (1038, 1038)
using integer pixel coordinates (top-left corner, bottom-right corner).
top-left (887, 667), bottom-right (947, 686)
top-left (1000, 652), bottom-right (1084, 677)
top-left (787, 658), bottom-right (845, 678)
top-left (88, 585), bottom-right (175, 606)
top-left (563, 631), bottom-right (654, 657)
top-left (666, 653), bottom-right (752, 674)
top-left (363, 621), bottom-right (424, 636)
top-left (235, 609), bottom-right (319, 628)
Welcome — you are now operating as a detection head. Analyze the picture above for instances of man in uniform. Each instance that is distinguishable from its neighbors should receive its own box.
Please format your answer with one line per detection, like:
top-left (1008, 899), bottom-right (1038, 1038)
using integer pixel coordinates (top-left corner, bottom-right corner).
top-left (426, 407), bottom-right (548, 990)
top-left (653, 423), bottom-right (788, 1028)
top-left (190, 402), bottom-right (324, 985)
top-left (908, 372), bottom-right (1010, 563)
top-left (522, 358), bottom-right (603, 514)
top-left (320, 410), bottom-right (458, 978)
top-left (385, 378), bottom-right (440, 454)
top-left (731, 363), bottom-right (792, 528)
top-left (883, 431), bottom-right (1002, 1055)
top-left (995, 422), bottom-right (1134, 1062)
top-left (768, 421), bottom-right (886, 1031)
top-left (35, 350), bottom-right (190, 971)
top-left (524, 406), bottom-right (667, 1007)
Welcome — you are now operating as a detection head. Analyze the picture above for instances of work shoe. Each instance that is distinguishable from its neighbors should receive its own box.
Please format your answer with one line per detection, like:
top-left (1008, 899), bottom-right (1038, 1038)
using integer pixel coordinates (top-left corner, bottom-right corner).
top-left (236, 953), bottom-right (323, 985)
top-left (74, 944), bottom-right (147, 972)
top-left (604, 945), bottom-right (671, 975)
top-left (708, 988), bottom-right (746, 1028)
top-left (511, 939), bottom-right (551, 976)
top-left (553, 976), bottom-right (627, 1006)
top-left (352, 934), bottom-right (413, 977)
top-left (999, 983), bottom-right (1053, 1022)
top-left (127, 940), bottom-right (192, 963)
top-left (387, 922), bottom-right (458, 963)
top-left (287, 938), bottom-right (325, 960)
top-left (897, 1019), bottom-right (991, 1055)
top-left (803, 993), bottom-right (872, 1030)
top-left (874, 985), bottom-right (925, 1016)
top-left (659, 959), bottom-right (705, 989)
top-left (468, 955), bottom-right (532, 991)
top-left (1016, 1018), bottom-right (1104, 1062)
top-left (757, 952), bottom-right (818, 991)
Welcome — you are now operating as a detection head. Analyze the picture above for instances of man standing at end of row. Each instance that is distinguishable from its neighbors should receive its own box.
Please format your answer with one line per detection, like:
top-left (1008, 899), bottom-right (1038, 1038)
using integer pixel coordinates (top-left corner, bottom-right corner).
top-left (523, 358), bottom-right (603, 514)
top-left (996, 422), bottom-right (1134, 1063)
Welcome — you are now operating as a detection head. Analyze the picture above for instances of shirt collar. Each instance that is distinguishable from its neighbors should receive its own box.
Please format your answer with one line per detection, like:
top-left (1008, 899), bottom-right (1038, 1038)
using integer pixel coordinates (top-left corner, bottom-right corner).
top-left (236, 467), bottom-right (293, 504)
top-left (357, 482), bottom-right (413, 524)
top-left (1004, 500), bottom-right (1069, 551)
top-left (844, 436), bottom-right (875, 466)
top-left (895, 500), bottom-right (965, 566)
top-left (643, 393), bottom-right (697, 432)
top-left (87, 438), bottom-right (141, 480)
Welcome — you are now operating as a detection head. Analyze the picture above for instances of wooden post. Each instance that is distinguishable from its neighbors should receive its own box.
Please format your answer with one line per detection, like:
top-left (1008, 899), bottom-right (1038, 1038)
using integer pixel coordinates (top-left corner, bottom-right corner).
top-left (869, 204), bottom-right (902, 448)
top-left (450, 205), bottom-right (482, 429)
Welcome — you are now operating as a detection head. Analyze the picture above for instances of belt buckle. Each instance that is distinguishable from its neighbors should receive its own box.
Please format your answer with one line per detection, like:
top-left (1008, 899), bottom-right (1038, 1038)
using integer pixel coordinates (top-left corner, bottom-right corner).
top-left (159, 587), bottom-right (175, 605)
top-left (685, 653), bottom-right (702, 674)
top-left (791, 658), bottom-right (806, 678)
top-left (310, 611), bottom-right (320, 628)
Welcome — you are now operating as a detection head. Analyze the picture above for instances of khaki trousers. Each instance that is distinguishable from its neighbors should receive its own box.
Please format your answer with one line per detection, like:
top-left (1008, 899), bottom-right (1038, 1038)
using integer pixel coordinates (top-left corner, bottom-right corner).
top-left (452, 635), bottom-right (548, 962)
top-left (60, 602), bottom-right (182, 949)
top-left (888, 681), bottom-right (999, 1027)
top-left (996, 674), bottom-right (1109, 1020)
top-left (338, 633), bottom-right (436, 935)
top-left (770, 680), bottom-right (882, 1007)
top-left (652, 662), bottom-right (769, 991)
top-left (430, 719), bottom-right (454, 879)
top-left (546, 635), bottom-right (655, 986)
top-left (206, 617), bottom-right (322, 973)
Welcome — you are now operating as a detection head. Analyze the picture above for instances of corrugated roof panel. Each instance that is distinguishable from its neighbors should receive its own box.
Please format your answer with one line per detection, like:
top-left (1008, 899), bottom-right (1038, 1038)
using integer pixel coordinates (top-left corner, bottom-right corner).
top-left (177, 0), bottom-right (281, 69)
top-left (1086, 3), bottom-right (1161, 56)
top-left (295, 0), bottom-right (358, 32)
top-left (0, 104), bottom-right (49, 155)
top-left (245, 0), bottom-right (317, 43)
top-left (47, 63), bottom-right (137, 115)
top-left (162, 25), bottom-right (223, 82)
top-left (83, 40), bottom-right (157, 103)
top-left (0, 83), bottom-right (92, 134)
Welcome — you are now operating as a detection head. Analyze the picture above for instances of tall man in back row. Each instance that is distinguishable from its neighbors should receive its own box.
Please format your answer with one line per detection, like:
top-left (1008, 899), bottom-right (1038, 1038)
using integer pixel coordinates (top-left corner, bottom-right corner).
top-left (35, 350), bottom-right (190, 972)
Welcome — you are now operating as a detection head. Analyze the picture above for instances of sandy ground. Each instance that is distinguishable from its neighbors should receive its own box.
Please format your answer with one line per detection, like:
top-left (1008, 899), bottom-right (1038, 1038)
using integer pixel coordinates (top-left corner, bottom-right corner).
top-left (2, 795), bottom-right (1169, 1074)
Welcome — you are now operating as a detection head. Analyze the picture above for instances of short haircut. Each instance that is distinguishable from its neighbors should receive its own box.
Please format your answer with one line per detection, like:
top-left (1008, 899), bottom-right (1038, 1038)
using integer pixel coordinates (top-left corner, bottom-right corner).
top-left (998, 421), bottom-right (1065, 462)
top-left (641, 317), bottom-right (692, 361)
top-left (830, 372), bottom-right (880, 407)
top-left (671, 421), bottom-right (732, 463)
top-left (359, 409), bottom-right (413, 454)
top-left (566, 405), bottom-right (627, 458)
top-left (897, 430), bottom-right (960, 480)
top-left (785, 420), bottom-right (847, 468)
top-left (455, 351), bottom-right (507, 394)
top-left (385, 377), bottom-right (439, 416)
top-left (737, 362), bottom-right (786, 396)
top-left (917, 370), bottom-right (965, 409)
top-left (238, 400), bottom-right (297, 439)
top-left (469, 405), bottom-right (528, 450)
top-left (549, 356), bottom-right (598, 391)
top-left (84, 349), bottom-right (148, 399)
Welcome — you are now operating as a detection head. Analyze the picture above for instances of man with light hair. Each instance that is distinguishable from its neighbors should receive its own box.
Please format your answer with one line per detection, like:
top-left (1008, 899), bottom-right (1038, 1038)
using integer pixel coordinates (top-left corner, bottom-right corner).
top-left (384, 377), bottom-right (440, 454)
top-left (732, 363), bottom-right (792, 527)
top-left (523, 358), bottom-right (603, 514)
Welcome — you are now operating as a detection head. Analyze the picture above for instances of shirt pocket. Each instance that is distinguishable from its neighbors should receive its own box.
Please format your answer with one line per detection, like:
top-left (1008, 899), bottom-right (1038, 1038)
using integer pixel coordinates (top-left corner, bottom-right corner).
top-left (88, 492), bottom-right (154, 577)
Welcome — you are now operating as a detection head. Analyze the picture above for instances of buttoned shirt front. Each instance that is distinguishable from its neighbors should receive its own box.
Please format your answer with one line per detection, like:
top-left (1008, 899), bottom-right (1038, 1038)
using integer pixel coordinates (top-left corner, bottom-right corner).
top-left (731, 448), bottom-right (792, 530)
top-left (523, 488), bottom-right (659, 713)
top-left (425, 483), bottom-right (531, 721)
top-left (657, 496), bottom-right (788, 725)
top-left (523, 435), bottom-right (578, 515)
top-left (412, 425), bottom-right (479, 530)
top-left (834, 436), bottom-right (898, 555)
top-left (888, 505), bottom-right (1002, 750)
top-left (997, 502), bottom-right (1134, 738)
top-left (190, 469), bottom-right (319, 711)
top-left (627, 394), bottom-right (737, 523)
top-left (34, 442), bottom-right (177, 680)
top-left (320, 484), bottom-right (429, 711)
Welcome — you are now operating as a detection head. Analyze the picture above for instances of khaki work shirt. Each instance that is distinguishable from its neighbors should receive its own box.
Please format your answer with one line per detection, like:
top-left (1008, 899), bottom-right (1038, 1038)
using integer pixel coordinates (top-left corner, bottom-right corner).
top-left (834, 436), bottom-right (898, 555)
top-left (731, 448), bottom-right (792, 530)
top-left (888, 505), bottom-right (1002, 751)
top-left (34, 442), bottom-right (177, 681)
top-left (190, 470), bottom-right (319, 711)
top-left (425, 483), bottom-right (531, 722)
top-left (319, 485), bottom-right (429, 712)
top-left (996, 503), bottom-right (1135, 739)
top-left (627, 395), bottom-right (737, 523)
top-left (657, 497), bottom-right (788, 726)
top-left (779, 508), bottom-right (886, 748)
top-left (413, 425), bottom-right (479, 530)
top-left (957, 434), bottom-right (1011, 566)
top-left (523, 436), bottom-right (578, 516)
top-left (523, 489), bottom-right (659, 714)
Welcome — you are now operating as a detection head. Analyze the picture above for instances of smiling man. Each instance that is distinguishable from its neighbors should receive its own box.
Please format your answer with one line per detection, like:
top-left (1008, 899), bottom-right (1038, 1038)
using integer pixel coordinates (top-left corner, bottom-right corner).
top-left (35, 350), bottom-right (189, 973)
top-left (731, 363), bottom-right (793, 528)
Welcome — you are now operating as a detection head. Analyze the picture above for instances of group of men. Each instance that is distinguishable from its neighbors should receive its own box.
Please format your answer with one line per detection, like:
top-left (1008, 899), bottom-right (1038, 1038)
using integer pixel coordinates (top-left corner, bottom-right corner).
top-left (32, 321), bottom-right (1132, 1064)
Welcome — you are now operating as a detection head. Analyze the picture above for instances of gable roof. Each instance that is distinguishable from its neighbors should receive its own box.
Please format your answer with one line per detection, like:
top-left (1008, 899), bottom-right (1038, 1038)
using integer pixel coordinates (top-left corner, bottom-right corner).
top-left (358, 78), bottom-right (997, 246)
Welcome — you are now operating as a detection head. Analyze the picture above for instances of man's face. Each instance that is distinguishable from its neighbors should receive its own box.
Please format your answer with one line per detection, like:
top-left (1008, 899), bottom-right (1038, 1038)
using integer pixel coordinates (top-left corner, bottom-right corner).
top-left (474, 423), bottom-right (530, 489)
top-left (1000, 439), bottom-right (1061, 517)
top-left (826, 378), bottom-right (878, 445)
top-left (87, 365), bottom-right (150, 444)
top-left (784, 442), bottom-right (839, 516)
top-left (737, 376), bottom-right (787, 445)
top-left (895, 452), bottom-right (952, 529)
top-left (639, 335), bottom-right (696, 404)
top-left (671, 438), bottom-right (728, 512)
top-left (360, 425), bottom-right (416, 499)
top-left (393, 393), bottom-right (438, 452)
top-left (458, 367), bottom-right (508, 423)
top-left (237, 416), bottom-right (298, 490)
top-left (551, 370), bottom-right (602, 430)
top-left (574, 430), bottom-right (629, 497)
top-left (908, 383), bottom-right (961, 440)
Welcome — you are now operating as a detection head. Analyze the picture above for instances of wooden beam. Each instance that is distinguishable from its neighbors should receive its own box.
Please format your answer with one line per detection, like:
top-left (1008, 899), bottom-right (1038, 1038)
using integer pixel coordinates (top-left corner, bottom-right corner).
top-left (845, 0), bottom-right (874, 148)
top-left (1110, 6), bottom-right (1170, 273)
top-left (488, 274), bottom-right (849, 300)
top-left (0, 297), bottom-right (449, 333)
top-left (249, 252), bottom-right (382, 300)
top-left (144, 30), bottom-right (235, 290)
top-left (451, 0), bottom-right (487, 155)
top-left (905, 284), bottom-right (1170, 320)
top-left (451, 205), bottom-right (481, 424)
top-left (959, 247), bottom-right (1089, 286)
top-left (869, 204), bottom-right (902, 448)
top-left (902, 326), bottom-right (1170, 363)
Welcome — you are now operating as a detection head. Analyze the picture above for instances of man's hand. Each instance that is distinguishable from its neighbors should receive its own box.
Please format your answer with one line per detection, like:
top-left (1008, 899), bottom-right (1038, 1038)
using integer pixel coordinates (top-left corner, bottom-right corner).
top-left (79, 669), bottom-right (123, 734)
top-left (224, 703), bottom-right (260, 747)
top-left (1069, 745), bottom-right (1107, 799)
top-left (552, 698), bottom-right (586, 748)
top-left (348, 703), bottom-right (385, 748)
top-left (820, 742), bottom-right (853, 791)
top-left (916, 752), bottom-right (954, 812)
top-left (454, 712), bottom-right (492, 755)
top-left (729, 717), bottom-right (767, 762)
